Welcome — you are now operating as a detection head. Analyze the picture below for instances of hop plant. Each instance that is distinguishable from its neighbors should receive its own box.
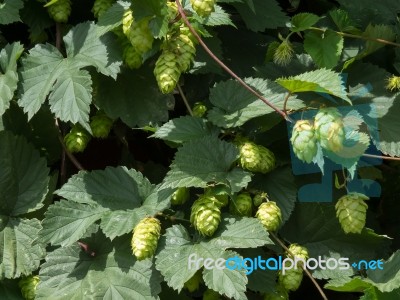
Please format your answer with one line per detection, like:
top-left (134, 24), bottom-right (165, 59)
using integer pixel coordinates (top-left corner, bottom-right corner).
top-left (273, 39), bottom-right (294, 66)
top-left (256, 201), bottom-right (282, 231)
top-left (229, 192), bottom-right (253, 217)
top-left (90, 111), bottom-right (113, 139)
top-left (190, 195), bottom-right (221, 236)
top-left (64, 124), bottom-right (91, 153)
top-left (19, 275), bottom-right (40, 300)
top-left (184, 270), bottom-right (203, 292)
top-left (131, 217), bottom-right (161, 260)
top-left (47, 0), bottom-right (71, 23)
top-left (237, 140), bottom-right (276, 174)
top-left (314, 107), bottom-right (345, 153)
top-left (290, 120), bottom-right (318, 163)
top-left (263, 284), bottom-right (289, 300)
top-left (92, 0), bottom-right (115, 18)
top-left (171, 187), bottom-right (190, 205)
top-left (192, 101), bottom-right (207, 117)
top-left (386, 75), bottom-right (400, 92)
top-left (278, 268), bottom-right (303, 291)
top-left (335, 193), bottom-right (369, 234)
top-left (287, 243), bottom-right (309, 268)
top-left (190, 0), bottom-right (216, 18)
top-left (203, 289), bottom-right (221, 300)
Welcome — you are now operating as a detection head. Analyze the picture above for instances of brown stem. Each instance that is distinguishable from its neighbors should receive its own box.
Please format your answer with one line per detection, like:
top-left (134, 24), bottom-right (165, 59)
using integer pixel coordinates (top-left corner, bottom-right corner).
top-left (309, 27), bottom-right (400, 48)
top-left (174, 0), bottom-right (292, 122)
top-left (283, 92), bottom-right (292, 115)
top-left (55, 23), bottom-right (62, 50)
top-left (269, 232), bottom-right (329, 300)
top-left (177, 84), bottom-right (193, 116)
top-left (362, 153), bottom-right (400, 161)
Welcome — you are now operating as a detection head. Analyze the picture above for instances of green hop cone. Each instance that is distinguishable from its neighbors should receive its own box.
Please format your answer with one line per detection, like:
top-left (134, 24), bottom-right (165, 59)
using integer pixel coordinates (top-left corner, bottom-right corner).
top-left (253, 192), bottom-right (268, 207)
top-left (287, 243), bottom-right (309, 268)
top-left (335, 193), bottom-right (369, 234)
top-left (192, 102), bottom-right (207, 117)
top-left (273, 39), bottom-right (294, 66)
top-left (190, 0), bottom-right (216, 17)
top-left (203, 289), bottom-right (221, 300)
top-left (131, 217), bottom-right (161, 260)
top-left (154, 50), bottom-right (181, 93)
top-left (314, 107), bottom-right (345, 153)
top-left (265, 41), bottom-right (280, 63)
top-left (19, 275), bottom-right (40, 300)
top-left (238, 141), bottom-right (276, 174)
top-left (184, 270), bottom-right (203, 292)
top-left (171, 187), bottom-right (190, 205)
top-left (170, 25), bottom-right (197, 72)
top-left (126, 17), bottom-right (154, 54)
top-left (92, 0), bottom-right (115, 18)
top-left (167, 1), bottom-right (178, 21)
top-left (122, 39), bottom-right (142, 69)
top-left (290, 120), bottom-right (318, 163)
top-left (64, 124), bottom-right (91, 153)
top-left (278, 268), bottom-right (303, 291)
top-left (229, 192), bottom-right (253, 217)
top-left (190, 195), bottom-right (221, 236)
top-left (122, 9), bottom-right (133, 36)
top-left (47, 0), bottom-right (71, 23)
top-left (204, 187), bottom-right (229, 207)
top-left (256, 201), bottom-right (282, 231)
top-left (263, 284), bottom-right (289, 300)
top-left (90, 111), bottom-right (113, 139)
top-left (386, 75), bottom-right (400, 92)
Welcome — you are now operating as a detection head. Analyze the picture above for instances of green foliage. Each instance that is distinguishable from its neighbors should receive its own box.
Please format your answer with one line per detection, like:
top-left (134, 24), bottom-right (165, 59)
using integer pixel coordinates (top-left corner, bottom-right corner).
top-left (0, 0), bottom-right (399, 298)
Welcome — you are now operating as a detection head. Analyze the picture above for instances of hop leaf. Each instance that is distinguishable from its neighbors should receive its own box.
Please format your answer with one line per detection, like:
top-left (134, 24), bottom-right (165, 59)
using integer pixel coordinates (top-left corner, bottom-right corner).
top-left (47, 0), bottom-right (71, 23)
top-left (203, 288), bottom-right (221, 300)
top-left (131, 217), bottom-right (161, 260)
top-left (238, 141), bottom-right (276, 174)
top-left (256, 201), bottom-right (282, 231)
top-left (335, 192), bottom-right (369, 234)
top-left (90, 111), bottom-right (113, 139)
top-left (314, 107), bottom-right (345, 153)
top-left (273, 40), bottom-right (294, 66)
top-left (229, 192), bottom-right (253, 217)
top-left (278, 268), bottom-right (303, 291)
top-left (263, 284), bottom-right (289, 300)
top-left (184, 270), bottom-right (203, 292)
top-left (92, 0), bottom-right (115, 19)
top-left (171, 187), bottom-right (190, 205)
top-left (192, 101), bottom-right (208, 117)
top-left (290, 120), bottom-right (318, 163)
top-left (190, 0), bottom-right (216, 18)
top-left (19, 275), bottom-right (40, 300)
top-left (64, 124), bottom-right (91, 153)
top-left (386, 75), bottom-right (400, 92)
top-left (190, 195), bottom-right (221, 237)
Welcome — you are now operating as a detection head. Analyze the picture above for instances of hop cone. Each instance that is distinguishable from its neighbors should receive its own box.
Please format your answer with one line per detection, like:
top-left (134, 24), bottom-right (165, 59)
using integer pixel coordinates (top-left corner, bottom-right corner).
top-left (278, 268), bottom-right (303, 291)
top-left (131, 217), bottom-right (161, 260)
top-left (238, 141), bottom-right (276, 174)
top-left (253, 192), bottom-right (268, 207)
top-left (167, 1), bottom-right (178, 21)
top-left (229, 192), bottom-right (253, 217)
top-left (335, 193), bottom-right (368, 234)
top-left (204, 188), bottom-right (229, 207)
top-left (193, 102), bottom-right (207, 117)
top-left (184, 270), bottom-right (203, 292)
top-left (190, 195), bottom-right (221, 236)
top-left (171, 187), bottom-right (190, 205)
top-left (90, 111), bottom-right (113, 139)
top-left (386, 75), bottom-right (400, 92)
top-left (290, 120), bottom-right (318, 163)
top-left (126, 17), bottom-right (154, 54)
top-left (47, 0), bottom-right (71, 23)
top-left (203, 289), bottom-right (221, 300)
top-left (265, 41), bottom-right (280, 63)
top-left (273, 40), bottom-right (294, 66)
top-left (122, 9), bottom-right (133, 36)
top-left (263, 284), bottom-right (289, 300)
top-left (287, 243), bottom-right (309, 268)
top-left (169, 26), bottom-right (197, 72)
top-left (122, 40), bottom-right (142, 69)
top-left (190, 0), bottom-right (216, 17)
top-left (19, 275), bottom-right (40, 300)
top-left (92, 0), bottom-right (115, 18)
top-left (256, 202), bottom-right (282, 231)
top-left (154, 50), bottom-right (181, 93)
top-left (314, 107), bottom-right (345, 153)
top-left (64, 124), bottom-right (91, 153)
